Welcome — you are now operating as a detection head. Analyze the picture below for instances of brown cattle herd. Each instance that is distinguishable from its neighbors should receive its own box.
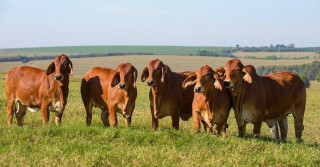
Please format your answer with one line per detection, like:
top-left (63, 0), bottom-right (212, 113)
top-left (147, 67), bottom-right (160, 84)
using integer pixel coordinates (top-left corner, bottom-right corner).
top-left (4, 54), bottom-right (306, 142)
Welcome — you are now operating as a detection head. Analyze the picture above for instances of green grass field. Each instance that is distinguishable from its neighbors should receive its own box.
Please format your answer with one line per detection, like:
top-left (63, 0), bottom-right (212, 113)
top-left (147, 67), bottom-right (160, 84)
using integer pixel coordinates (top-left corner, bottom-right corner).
top-left (0, 45), bottom-right (229, 57)
top-left (0, 56), bottom-right (320, 166)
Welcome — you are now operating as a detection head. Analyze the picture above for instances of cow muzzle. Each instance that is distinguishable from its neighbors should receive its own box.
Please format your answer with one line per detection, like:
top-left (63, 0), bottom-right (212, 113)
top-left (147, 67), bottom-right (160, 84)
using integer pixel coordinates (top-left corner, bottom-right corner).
top-left (194, 86), bottom-right (204, 93)
top-left (223, 81), bottom-right (231, 88)
top-left (118, 83), bottom-right (126, 89)
top-left (54, 74), bottom-right (63, 81)
top-left (147, 80), bottom-right (154, 86)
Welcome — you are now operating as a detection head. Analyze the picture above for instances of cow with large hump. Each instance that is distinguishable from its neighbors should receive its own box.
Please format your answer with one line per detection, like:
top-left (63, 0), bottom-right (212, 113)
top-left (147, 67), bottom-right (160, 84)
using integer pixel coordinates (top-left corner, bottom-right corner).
top-left (141, 59), bottom-right (194, 130)
top-left (223, 58), bottom-right (306, 141)
top-left (81, 63), bottom-right (138, 127)
top-left (5, 54), bottom-right (73, 126)
top-left (182, 65), bottom-right (231, 137)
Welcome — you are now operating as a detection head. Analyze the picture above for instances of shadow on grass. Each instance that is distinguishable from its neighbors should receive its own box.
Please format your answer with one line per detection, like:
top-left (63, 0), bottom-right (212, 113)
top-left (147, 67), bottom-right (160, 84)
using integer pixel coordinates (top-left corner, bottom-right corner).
top-left (239, 134), bottom-right (319, 149)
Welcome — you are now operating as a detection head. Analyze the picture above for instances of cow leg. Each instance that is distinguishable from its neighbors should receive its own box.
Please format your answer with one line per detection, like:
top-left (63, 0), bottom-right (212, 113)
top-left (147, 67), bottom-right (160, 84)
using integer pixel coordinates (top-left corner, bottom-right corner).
top-left (221, 123), bottom-right (228, 138)
top-left (41, 104), bottom-right (50, 124)
top-left (293, 114), bottom-right (304, 142)
top-left (253, 120), bottom-right (262, 138)
top-left (85, 102), bottom-right (93, 126)
top-left (125, 104), bottom-right (134, 127)
top-left (171, 113), bottom-right (180, 130)
top-left (151, 108), bottom-right (158, 130)
top-left (193, 110), bottom-right (201, 132)
top-left (238, 124), bottom-right (246, 137)
top-left (208, 126), bottom-right (213, 133)
top-left (269, 123), bottom-right (279, 139)
top-left (55, 112), bottom-right (63, 125)
top-left (200, 120), bottom-right (207, 132)
top-left (215, 123), bottom-right (224, 136)
top-left (101, 109), bottom-right (110, 127)
top-left (15, 106), bottom-right (27, 126)
top-left (6, 98), bottom-right (15, 126)
top-left (278, 116), bottom-right (288, 141)
top-left (108, 105), bottom-right (118, 128)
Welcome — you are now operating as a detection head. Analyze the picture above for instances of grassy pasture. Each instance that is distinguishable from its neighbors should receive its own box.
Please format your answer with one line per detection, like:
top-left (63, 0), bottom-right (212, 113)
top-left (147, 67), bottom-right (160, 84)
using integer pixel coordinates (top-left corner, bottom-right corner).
top-left (233, 51), bottom-right (320, 59)
top-left (0, 56), bottom-right (319, 166)
top-left (0, 55), bottom-right (316, 76)
top-left (0, 46), bottom-right (228, 57)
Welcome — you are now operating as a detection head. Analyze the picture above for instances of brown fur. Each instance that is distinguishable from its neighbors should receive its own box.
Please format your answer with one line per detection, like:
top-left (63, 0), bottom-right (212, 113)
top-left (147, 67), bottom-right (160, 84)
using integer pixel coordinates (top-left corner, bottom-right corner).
top-left (182, 65), bottom-right (231, 137)
top-left (141, 59), bottom-right (194, 130)
top-left (5, 54), bottom-right (73, 126)
top-left (224, 58), bottom-right (306, 141)
top-left (81, 63), bottom-right (138, 127)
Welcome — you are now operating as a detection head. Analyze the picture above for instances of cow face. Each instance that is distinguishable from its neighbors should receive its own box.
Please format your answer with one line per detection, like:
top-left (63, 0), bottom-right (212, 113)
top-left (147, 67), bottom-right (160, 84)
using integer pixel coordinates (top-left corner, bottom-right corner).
top-left (182, 65), bottom-right (223, 93)
top-left (111, 63), bottom-right (138, 90)
top-left (215, 66), bottom-right (226, 80)
top-left (46, 54), bottom-right (73, 81)
top-left (224, 58), bottom-right (252, 88)
top-left (141, 59), bottom-right (168, 86)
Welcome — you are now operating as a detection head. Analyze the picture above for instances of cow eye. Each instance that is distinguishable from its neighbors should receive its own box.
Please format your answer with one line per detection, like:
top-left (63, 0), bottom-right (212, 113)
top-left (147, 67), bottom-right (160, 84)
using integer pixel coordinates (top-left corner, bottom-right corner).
top-left (64, 62), bottom-right (68, 66)
top-left (206, 73), bottom-right (211, 77)
top-left (236, 68), bottom-right (240, 71)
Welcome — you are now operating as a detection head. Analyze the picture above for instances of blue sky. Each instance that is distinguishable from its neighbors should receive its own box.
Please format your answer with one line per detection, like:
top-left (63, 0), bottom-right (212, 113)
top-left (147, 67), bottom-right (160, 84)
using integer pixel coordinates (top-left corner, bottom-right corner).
top-left (1, 0), bottom-right (319, 48)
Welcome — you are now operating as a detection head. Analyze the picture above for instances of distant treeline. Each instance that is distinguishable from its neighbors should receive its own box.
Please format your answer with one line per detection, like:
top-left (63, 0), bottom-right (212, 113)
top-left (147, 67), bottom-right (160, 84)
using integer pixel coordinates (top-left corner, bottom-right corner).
top-left (243, 55), bottom-right (311, 60)
top-left (197, 50), bottom-right (235, 58)
top-left (0, 52), bottom-right (154, 63)
top-left (237, 45), bottom-right (320, 52)
top-left (256, 61), bottom-right (320, 88)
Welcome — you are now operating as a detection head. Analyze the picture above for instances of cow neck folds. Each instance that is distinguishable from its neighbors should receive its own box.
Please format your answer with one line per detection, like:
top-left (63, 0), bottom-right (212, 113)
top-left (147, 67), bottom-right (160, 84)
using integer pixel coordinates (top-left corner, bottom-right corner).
top-left (50, 74), bottom-right (69, 110)
top-left (202, 84), bottom-right (219, 120)
top-left (151, 73), bottom-right (170, 114)
top-left (230, 77), bottom-right (247, 125)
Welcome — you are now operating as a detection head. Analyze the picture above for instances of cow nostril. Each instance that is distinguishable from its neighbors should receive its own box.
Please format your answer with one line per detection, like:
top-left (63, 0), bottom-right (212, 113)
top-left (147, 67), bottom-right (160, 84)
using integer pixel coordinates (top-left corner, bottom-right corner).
top-left (54, 75), bottom-right (62, 80)
top-left (118, 83), bottom-right (126, 89)
top-left (223, 81), bottom-right (230, 86)
top-left (194, 87), bottom-right (201, 92)
top-left (147, 80), bottom-right (153, 85)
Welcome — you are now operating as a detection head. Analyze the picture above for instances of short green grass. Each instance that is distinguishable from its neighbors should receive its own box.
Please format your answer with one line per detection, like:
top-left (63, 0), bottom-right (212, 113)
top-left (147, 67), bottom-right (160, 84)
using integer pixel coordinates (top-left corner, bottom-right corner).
top-left (0, 59), bottom-right (320, 166)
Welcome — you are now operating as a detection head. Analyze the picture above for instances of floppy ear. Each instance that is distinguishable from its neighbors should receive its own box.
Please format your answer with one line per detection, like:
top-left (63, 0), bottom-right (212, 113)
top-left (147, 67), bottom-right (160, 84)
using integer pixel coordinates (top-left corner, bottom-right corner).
top-left (242, 68), bottom-right (252, 83)
top-left (161, 65), bottom-right (168, 83)
top-left (141, 67), bottom-right (148, 82)
top-left (132, 66), bottom-right (138, 88)
top-left (213, 74), bottom-right (223, 90)
top-left (111, 72), bottom-right (120, 87)
top-left (68, 61), bottom-right (73, 76)
top-left (182, 74), bottom-right (197, 89)
top-left (46, 62), bottom-right (55, 75)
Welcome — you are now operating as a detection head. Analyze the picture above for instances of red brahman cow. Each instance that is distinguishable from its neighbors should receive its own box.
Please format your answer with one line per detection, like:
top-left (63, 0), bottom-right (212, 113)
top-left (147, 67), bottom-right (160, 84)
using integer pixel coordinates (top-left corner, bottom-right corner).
top-left (81, 63), bottom-right (137, 127)
top-left (5, 54), bottom-right (73, 126)
top-left (223, 58), bottom-right (306, 141)
top-left (182, 65), bottom-right (231, 137)
top-left (141, 59), bottom-right (194, 130)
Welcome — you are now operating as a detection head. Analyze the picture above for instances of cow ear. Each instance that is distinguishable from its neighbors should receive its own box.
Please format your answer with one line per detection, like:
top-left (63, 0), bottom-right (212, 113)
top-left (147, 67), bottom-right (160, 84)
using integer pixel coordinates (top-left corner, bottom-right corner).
top-left (46, 62), bottom-right (55, 75)
top-left (242, 68), bottom-right (252, 83)
top-left (132, 66), bottom-right (138, 88)
top-left (141, 67), bottom-right (148, 82)
top-left (182, 74), bottom-right (197, 89)
top-left (111, 72), bottom-right (120, 87)
top-left (68, 61), bottom-right (73, 76)
top-left (161, 65), bottom-right (168, 83)
top-left (213, 74), bottom-right (223, 90)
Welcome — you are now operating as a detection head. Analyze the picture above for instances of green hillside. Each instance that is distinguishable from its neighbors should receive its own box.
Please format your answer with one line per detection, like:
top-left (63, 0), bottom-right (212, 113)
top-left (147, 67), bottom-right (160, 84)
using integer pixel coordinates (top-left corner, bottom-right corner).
top-left (0, 45), bottom-right (231, 57)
